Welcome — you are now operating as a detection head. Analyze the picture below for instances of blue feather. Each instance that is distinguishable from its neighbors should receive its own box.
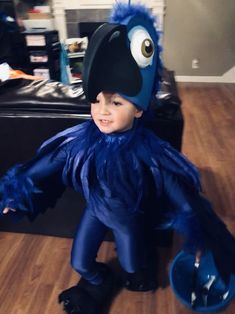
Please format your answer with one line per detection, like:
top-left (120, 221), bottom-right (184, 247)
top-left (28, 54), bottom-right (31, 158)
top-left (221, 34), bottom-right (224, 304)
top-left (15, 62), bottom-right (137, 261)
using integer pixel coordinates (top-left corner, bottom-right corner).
top-left (110, 2), bottom-right (156, 26)
top-left (36, 121), bottom-right (199, 221)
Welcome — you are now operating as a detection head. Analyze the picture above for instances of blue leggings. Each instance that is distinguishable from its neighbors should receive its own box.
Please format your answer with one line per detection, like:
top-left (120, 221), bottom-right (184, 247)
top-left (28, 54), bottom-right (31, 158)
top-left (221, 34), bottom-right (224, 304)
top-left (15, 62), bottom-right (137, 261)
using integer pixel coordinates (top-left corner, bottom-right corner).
top-left (71, 209), bottom-right (147, 284)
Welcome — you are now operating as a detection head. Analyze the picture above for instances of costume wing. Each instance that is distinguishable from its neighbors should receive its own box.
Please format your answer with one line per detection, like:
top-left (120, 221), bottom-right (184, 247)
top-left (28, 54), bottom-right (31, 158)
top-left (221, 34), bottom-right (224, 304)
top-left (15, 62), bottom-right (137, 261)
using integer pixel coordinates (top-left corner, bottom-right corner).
top-left (155, 139), bottom-right (235, 282)
top-left (0, 148), bottom-right (67, 220)
top-left (0, 122), bottom-right (91, 220)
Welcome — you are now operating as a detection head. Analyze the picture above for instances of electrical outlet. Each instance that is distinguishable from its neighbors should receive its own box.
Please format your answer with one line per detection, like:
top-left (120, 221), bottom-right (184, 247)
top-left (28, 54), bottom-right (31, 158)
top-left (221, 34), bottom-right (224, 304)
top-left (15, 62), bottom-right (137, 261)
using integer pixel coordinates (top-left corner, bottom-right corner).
top-left (192, 59), bottom-right (200, 69)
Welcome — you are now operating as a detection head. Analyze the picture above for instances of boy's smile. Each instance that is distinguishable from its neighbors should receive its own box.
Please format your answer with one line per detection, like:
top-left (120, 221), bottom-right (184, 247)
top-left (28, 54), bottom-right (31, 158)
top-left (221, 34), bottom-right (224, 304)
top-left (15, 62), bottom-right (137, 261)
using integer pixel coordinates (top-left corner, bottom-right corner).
top-left (99, 119), bottom-right (111, 126)
top-left (91, 92), bottom-right (143, 134)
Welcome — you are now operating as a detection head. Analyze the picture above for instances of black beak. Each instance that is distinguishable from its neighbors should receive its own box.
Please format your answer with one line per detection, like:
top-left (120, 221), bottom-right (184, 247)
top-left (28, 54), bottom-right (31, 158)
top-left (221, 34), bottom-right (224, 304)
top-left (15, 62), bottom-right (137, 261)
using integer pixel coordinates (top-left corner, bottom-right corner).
top-left (82, 23), bottom-right (142, 102)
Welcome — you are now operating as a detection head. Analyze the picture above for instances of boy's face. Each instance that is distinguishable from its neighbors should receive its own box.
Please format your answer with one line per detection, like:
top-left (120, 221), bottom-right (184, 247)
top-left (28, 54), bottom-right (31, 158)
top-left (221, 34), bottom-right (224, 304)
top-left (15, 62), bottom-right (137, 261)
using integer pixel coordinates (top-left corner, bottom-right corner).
top-left (91, 92), bottom-right (143, 134)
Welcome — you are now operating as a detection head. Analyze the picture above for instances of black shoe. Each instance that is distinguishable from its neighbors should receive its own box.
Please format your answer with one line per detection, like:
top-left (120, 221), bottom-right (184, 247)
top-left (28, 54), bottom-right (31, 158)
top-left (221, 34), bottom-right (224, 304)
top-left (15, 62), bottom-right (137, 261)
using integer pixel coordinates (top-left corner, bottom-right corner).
top-left (59, 285), bottom-right (97, 314)
top-left (58, 263), bottom-right (114, 314)
top-left (123, 264), bottom-right (158, 292)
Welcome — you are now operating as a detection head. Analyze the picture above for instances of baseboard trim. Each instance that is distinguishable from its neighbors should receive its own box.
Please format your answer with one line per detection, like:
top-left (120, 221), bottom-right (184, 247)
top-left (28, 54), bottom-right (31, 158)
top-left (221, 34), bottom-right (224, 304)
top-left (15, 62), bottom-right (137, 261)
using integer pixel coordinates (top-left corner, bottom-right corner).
top-left (175, 76), bottom-right (235, 83)
top-left (175, 65), bottom-right (235, 83)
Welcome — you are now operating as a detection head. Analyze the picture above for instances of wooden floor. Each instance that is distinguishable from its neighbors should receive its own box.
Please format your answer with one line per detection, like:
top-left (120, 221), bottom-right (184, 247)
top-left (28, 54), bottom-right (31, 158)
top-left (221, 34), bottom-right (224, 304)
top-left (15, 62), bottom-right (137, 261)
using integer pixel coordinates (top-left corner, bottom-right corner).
top-left (0, 83), bottom-right (235, 313)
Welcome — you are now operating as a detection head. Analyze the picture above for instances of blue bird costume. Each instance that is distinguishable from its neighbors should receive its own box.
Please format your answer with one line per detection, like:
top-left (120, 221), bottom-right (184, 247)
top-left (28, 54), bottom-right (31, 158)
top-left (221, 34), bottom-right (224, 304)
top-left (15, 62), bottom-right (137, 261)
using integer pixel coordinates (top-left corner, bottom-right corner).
top-left (1, 3), bottom-right (235, 313)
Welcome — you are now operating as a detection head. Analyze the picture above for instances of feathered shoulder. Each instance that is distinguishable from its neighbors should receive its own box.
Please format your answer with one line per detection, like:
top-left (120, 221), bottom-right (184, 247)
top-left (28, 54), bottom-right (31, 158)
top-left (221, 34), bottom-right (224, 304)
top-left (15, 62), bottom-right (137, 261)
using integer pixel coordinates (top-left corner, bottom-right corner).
top-left (37, 120), bottom-right (96, 156)
top-left (35, 120), bottom-right (201, 195)
top-left (135, 128), bottom-right (201, 191)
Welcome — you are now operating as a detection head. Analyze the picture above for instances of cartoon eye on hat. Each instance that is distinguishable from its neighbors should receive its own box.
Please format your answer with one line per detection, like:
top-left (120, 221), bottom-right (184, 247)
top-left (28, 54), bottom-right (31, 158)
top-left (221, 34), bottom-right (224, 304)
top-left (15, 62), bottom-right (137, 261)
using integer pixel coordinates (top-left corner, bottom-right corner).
top-left (129, 26), bottom-right (155, 68)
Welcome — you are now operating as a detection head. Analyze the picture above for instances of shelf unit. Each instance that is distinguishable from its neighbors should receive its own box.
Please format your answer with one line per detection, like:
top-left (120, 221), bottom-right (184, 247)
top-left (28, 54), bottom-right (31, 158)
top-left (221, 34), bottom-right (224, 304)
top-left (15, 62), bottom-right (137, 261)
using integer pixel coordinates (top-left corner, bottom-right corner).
top-left (23, 30), bottom-right (61, 80)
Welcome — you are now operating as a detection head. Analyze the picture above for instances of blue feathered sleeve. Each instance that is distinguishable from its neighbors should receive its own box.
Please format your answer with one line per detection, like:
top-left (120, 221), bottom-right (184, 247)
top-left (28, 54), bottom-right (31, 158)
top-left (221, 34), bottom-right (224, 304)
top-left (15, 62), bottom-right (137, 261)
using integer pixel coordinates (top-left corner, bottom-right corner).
top-left (0, 165), bottom-right (41, 215)
top-left (0, 121), bottom-right (93, 219)
top-left (0, 143), bottom-right (67, 220)
top-left (158, 150), bottom-right (235, 282)
top-left (140, 133), bottom-right (235, 282)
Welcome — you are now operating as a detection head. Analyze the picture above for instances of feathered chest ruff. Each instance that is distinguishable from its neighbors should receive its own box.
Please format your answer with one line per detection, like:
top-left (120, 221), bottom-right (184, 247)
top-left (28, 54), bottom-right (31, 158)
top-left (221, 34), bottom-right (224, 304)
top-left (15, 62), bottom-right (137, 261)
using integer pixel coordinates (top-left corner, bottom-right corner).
top-left (38, 120), bottom-right (200, 215)
top-left (62, 121), bottom-right (162, 214)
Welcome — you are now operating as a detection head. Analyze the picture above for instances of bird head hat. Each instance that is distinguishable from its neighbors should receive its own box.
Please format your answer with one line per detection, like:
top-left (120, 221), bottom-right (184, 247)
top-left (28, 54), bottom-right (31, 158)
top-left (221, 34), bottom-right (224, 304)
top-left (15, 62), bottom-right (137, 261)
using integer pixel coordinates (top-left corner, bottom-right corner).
top-left (82, 2), bottom-right (161, 110)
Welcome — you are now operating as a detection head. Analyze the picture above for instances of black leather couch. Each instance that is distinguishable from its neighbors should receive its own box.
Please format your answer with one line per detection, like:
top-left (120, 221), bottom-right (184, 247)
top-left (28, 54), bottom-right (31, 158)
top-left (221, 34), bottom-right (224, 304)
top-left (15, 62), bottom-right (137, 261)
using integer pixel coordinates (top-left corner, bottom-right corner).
top-left (0, 71), bottom-right (183, 244)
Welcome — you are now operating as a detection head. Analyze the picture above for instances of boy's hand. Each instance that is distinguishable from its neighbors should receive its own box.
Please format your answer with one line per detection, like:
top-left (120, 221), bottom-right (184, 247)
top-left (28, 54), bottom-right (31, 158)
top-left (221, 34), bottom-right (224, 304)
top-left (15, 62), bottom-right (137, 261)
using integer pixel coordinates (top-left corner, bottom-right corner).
top-left (2, 208), bottom-right (16, 214)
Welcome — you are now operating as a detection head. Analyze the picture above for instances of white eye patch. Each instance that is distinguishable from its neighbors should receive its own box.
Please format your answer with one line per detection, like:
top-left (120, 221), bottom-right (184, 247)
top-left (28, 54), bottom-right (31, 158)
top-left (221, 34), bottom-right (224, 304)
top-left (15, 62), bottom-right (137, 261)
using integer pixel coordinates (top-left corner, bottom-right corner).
top-left (128, 26), bottom-right (155, 68)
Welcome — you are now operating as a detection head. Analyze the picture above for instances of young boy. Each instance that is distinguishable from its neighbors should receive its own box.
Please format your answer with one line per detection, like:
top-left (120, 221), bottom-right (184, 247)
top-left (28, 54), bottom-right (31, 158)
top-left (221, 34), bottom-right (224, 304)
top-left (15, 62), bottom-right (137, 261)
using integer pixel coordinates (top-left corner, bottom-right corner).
top-left (1, 3), bottom-right (235, 314)
top-left (2, 91), bottom-right (156, 313)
